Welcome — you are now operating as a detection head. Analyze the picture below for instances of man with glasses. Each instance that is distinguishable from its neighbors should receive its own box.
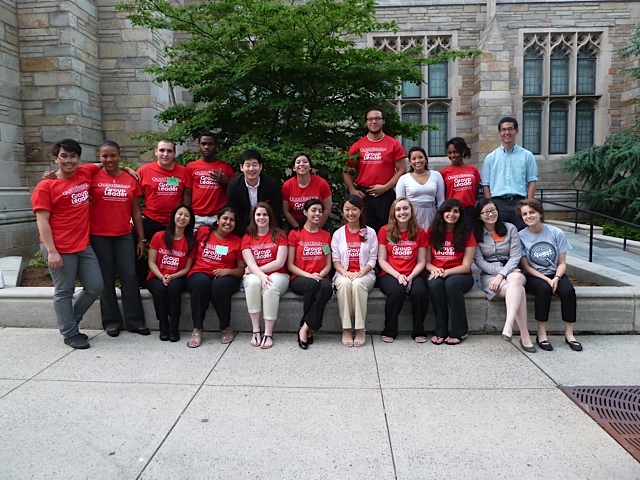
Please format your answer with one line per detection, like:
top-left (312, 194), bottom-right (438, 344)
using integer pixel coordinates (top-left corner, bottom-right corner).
top-left (343, 108), bottom-right (407, 232)
top-left (481, 116), bottom-right (538, 230)
top-left (31, 139), bottom-right (104, 349)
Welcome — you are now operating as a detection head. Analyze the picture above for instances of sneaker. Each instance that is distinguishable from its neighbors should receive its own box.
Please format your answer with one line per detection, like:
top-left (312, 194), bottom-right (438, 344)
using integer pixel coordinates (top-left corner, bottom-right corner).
top-left (64, 333), bottom-right (90, 349)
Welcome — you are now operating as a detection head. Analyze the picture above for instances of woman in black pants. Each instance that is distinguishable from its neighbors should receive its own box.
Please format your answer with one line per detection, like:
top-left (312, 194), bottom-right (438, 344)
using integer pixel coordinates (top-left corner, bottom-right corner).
top-left (287, 199), bottom-right (332, 350)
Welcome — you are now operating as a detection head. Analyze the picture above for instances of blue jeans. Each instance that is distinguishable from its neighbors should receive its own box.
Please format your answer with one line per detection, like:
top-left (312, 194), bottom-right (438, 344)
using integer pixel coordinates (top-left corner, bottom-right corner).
top-left (42, 244), bottom-right (104, 338)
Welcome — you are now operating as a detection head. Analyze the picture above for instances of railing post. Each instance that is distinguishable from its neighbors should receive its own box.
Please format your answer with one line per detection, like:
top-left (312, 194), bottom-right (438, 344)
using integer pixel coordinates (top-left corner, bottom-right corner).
top-left (574, 190), bottom-right (579, 234)
top-left (623, 223), bottom-right (628, 252)
top-left (589, 212), bottom-right (594, 263)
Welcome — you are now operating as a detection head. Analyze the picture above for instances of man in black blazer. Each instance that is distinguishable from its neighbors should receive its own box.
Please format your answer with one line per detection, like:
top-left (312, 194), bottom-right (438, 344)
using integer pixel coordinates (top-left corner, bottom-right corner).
top-left (226, 149), bottom-right (283, 236)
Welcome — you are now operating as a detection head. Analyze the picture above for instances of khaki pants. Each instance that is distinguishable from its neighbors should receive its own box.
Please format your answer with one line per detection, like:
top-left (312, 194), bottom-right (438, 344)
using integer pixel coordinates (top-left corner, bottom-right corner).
top-left (243, 272), bottom-right (290, 321)
top-left (334, 275), bottom-right (375, 330)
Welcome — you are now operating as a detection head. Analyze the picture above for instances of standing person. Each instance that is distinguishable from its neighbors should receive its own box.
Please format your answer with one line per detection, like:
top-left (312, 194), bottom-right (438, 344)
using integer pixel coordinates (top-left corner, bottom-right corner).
top-left (377, 197), bottom-right (429, 343)
top-left (241, 203), bottom-right (289, 349)
top-left (440, 137), bottom-right (481, 229)
top-left (481, 117), bottom-right (538, 230)
top-left (331, 195), bottom-right (378, 347)
top-left (426, 198), bottom-right (477, 346)
top-left (287, 199), bottom-right (332, 350)
top-left (183, 131), bottom-right (235, 230)
top-left (517, 199), bottom-right (582, 352)
top-left (227, 149), bottom-right (282, 237)
top-left (343, 108), bottom-right (407, 232)
top-left (186, 207), bottom-right (245, 347)
top-left (31, 139), bottom-right (104, 349)
top-left (473, 199), bottom-right (535, 352)
top-left (281, 152), bottom-right (332, 229)
top-left (147, 204), bottom-right (196, 342)
top-left (89, 141), bottom-right (149, 337)
top-left (136, 139), bottom-right (188, 286)
top-left (395, 146), bottom-right (444, 231)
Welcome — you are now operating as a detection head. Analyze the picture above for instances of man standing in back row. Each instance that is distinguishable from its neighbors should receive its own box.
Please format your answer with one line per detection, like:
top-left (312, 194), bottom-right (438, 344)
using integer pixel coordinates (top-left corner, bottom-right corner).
top-left (481, 116), bottom-right (538, 230)
top-left (343, 109), bottom-right (407, 232)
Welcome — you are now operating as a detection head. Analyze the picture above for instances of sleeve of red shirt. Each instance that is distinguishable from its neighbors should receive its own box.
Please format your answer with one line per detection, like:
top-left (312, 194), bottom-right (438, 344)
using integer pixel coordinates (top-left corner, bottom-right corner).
top-left (346, 143), bottom-right (358, 169)
top-left (79, 163), bottom-right (102, 176)
top-left (223, 162), bottom-right (236, 180)
top-left (240, 234), bottom-right (251, 251)
top-left (184, 163), bottom-right (194, 189)
top-left (393, 139), bottom-right (407, 162)
top-left (466, 233), bottom-right (478, 247)
top-left (31, 182), bottom-right (52, 213)
top-left (150, 231), bottom-right (163, 250)
top-left (288, 229), bottom-right (299, 246)
top-left (424, 228), bottom-right (432, 247)
top-left (418, 228), bottom-right (428, 247)
top-left (377, 226), bottom-right (388, 246)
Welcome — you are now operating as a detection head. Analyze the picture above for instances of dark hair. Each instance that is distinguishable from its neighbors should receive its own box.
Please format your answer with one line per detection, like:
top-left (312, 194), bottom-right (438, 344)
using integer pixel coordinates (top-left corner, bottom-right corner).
top-left (364, 108), bottom-right (385, 122)
top-left (342, 194), bottom-right (367, 239)
top-left (99, 140), bottom-right (120, 152)
top-left (298, 198), bottom-right (323, 230)
top-left (239, 149), bottom-right (263, 165)
top-left (429, 198), bottom-right (469, 252)
top-left (164, 203), bottom-right (195, 254)
top-left (246, 202), bottom-right (286, 242)
top-left (407, 146), bottom-right (429, 172)
top-left (387, 197), bottom-right (420, 243)
top-left (516, 198), bottom-right (545, 222)
top-left (156, 138), bottom-right (176, 150)
top-left (291, 152), bottom-right (313, 169)
top-left (203, 206), bottom-right (237, 244)
top-left (498, 117), bottom-right (518, 131)
top-left (473, 198), bottom-right (506, 243)
top-left (445, 137), bottom-right (471, 159)
top-left (52, 139), bottom-right (81, 157)
top-left (197, 131), bottom-right (216, 143)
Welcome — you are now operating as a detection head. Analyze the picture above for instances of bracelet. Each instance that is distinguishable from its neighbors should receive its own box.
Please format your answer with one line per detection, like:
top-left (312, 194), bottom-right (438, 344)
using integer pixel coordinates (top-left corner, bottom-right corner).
top-left (138, 238), bottom-right (146, 243)
top-left (554, 275), bottom-right (561, 279)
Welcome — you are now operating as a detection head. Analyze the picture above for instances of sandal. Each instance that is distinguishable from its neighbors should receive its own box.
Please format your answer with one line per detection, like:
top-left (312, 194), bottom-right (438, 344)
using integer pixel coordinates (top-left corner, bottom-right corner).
top-left (381, 336), bottom-right (394, 343)
top-left (342, 331), bottom-right (353, 347)
top-left (431, 336), bottom-right (445, 345)
top-left (221, 329), bottom-right (234, 344)
top-left (415, 336), bottom-right (427, 344)
top-left (354, 330), bottom-right (366, 347)
top-left (444, 334), bottom-right (468, 346)
top-left (250, 331), bottom-right (261, 347)
top-left (187, 333), bottom-right (202, 348)
top-left (260, 335), bottom-right (273, 350)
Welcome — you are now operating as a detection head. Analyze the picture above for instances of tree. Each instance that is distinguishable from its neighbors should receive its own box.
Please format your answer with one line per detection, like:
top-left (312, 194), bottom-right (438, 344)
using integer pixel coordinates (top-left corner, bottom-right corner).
top-left (118, 0), bottom-right (477, 201)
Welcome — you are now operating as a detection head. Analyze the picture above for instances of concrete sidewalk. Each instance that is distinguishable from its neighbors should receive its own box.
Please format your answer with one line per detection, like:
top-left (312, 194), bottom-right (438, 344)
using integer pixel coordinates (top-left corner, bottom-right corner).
top-left (1, 327), bottom-right (638, 479)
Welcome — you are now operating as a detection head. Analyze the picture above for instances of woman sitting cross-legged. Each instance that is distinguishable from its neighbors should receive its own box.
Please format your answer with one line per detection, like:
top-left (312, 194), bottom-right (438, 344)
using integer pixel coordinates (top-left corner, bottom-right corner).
top-left (473, 199), bottom-right (535, 352)
top-left (426, 198), bottom-right (477, 346)
top-left (287, 199), bottom-right (332, 350)
top-left (186, 207), bottom-right (246, 348)
top-left (331, 195), bottom-right (378, 347)
top-left (241, 202), bottom-right (289, 349)
top-left (377, 197), bottom-right (429, 343)
top-left (147, 204), bottom-right (196, 342)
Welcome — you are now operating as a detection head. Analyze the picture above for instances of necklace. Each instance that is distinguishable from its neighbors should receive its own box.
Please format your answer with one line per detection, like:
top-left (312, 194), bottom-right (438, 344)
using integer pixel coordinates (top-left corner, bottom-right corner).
top-left (366, 133), bottom-right (385, 142)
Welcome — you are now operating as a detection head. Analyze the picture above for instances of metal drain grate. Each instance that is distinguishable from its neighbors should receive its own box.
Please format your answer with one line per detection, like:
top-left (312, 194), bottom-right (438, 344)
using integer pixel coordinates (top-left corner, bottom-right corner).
top-left (561, 386), bottom-right (640, 462)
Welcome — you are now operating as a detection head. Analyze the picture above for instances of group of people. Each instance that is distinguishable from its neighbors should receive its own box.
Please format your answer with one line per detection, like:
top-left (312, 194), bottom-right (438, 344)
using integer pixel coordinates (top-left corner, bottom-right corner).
top-left (31, 112), bottom-right (581, 353)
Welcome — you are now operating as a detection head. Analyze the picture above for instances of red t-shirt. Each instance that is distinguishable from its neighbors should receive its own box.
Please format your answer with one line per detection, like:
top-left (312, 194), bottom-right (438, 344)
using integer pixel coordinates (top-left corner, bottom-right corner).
top-left (345, 229), bottom-right (362, 272)
top-left (241, 232), bottom-right (288, 274)
top-left (185, 158), bottom-right (235, 217)
top-left (138, 161), bottom-right (187, 225)
top-left (281, 174), bottom-right (331, 224)
top-left (147, 231), bottom-right (196, 280)
top-left (189, 227), bottom-right (242, 277)
top-left (287, 228), bottom-right (331, 279)
top-left (440, 164), bottom-right (481, 208)
top-left (89, 170), bottom-right (142, 236)
top-left (347, 135), bottom-right (406, 187)
top-left (426, 230), bottom-right (477, 272)
top-left (31, 164), bottom-right (100, 254)
top-left (377, 225), bottom-right (428, 277)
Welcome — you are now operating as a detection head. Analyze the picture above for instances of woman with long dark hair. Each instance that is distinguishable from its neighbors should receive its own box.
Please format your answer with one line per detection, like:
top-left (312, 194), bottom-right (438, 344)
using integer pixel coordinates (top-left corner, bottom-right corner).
top-left (147, 204), bottom-right (196, 342)
top-left (426, 198), bottom-right (477, 345)
top-left (287, 199), bottom-right (332, 350)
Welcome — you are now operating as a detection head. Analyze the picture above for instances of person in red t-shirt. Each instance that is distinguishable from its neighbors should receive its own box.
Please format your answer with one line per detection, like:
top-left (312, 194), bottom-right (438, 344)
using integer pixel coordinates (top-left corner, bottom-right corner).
top-left (136, 139), bottom-right (188, 286)
top-left (377, 197), bottom-right (429, 343)
top-left (31, 139), bottom-right (104, 350)
top-left (186, 207), bottom-right (246, 347)
top-left (426, 198), bottom-right (477, 346)
top-left (147, 204), bottom-right (197, 342)
top-left (343, 108), bottom-right (407, 232)
top-left (287, 199), bottom-right (332, 350)
top-left (184, 131), bottom-right (235, 230)
top-left (241, 202), bottom-right (289, 349)
top-left (440, 137), bottom-right (481, 229)
top-left (281, 152), bottom-right (332, 229)
top-left (89, 140), bottom-right (149, 337)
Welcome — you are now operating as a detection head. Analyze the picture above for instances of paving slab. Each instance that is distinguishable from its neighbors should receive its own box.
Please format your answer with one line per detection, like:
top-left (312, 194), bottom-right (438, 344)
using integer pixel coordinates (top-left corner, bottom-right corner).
top-left (374, 335), bottom-right (555, 389)
top-left (140, 385), bottom-right (395, 480)
top-left (0, 327), bottom-right (99, 380)
top-left (34, 331), bottom-right (226, 385)
top-left (0, 380), bottom-right (23, 397)
top-left (0, 380), bottom-right (199, 480)
top-left (521, 335), bottom-right (640, 386)
top-left (383, 388), bottom-right (640, 479)
top-left (206, 333), bottom-right (380, 388)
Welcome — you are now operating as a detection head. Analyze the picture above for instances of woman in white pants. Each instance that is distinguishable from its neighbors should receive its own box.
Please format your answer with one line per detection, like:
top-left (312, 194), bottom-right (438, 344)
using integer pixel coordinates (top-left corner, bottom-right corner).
top-left (331, 195), bottom-right (378, 347)
top-left (241, 202), bottom-right (289, 349)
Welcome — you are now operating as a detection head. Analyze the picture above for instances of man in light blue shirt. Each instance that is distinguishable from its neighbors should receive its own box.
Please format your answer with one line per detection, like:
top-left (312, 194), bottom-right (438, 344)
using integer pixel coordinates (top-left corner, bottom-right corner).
top-left (481, 117), bottom-right (538, 229)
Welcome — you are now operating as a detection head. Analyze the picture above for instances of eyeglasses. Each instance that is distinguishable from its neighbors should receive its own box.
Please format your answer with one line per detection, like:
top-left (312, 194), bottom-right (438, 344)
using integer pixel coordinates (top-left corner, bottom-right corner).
top-left (56, 155), bottom-right (79, 162)
top-left (366, 116), bottom-right (383, 122)
top-left (499, 127), bottom-right (516, 133)
top-left (480, 208), bottom-right (498, 216)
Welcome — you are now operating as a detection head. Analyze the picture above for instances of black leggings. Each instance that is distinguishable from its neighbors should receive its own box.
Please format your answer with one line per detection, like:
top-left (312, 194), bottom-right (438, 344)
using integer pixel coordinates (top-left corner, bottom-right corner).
top-left (524, 274), bottom-right (576, 323)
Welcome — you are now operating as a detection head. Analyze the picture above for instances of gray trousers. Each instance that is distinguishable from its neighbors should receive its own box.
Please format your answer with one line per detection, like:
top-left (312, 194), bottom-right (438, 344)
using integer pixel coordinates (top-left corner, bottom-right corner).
top-left (42, 244), bottom-right (104, 338)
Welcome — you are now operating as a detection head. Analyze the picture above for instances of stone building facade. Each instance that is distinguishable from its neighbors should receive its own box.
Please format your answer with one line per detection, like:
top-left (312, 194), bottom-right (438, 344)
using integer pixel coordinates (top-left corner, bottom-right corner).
top-left (0, 0), bottom-right (638, 257)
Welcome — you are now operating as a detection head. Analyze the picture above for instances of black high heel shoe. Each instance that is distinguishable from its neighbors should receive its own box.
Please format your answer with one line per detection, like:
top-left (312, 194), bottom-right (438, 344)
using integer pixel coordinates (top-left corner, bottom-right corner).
top-left (297, 328), bottom-right (308, 350)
